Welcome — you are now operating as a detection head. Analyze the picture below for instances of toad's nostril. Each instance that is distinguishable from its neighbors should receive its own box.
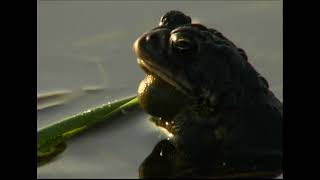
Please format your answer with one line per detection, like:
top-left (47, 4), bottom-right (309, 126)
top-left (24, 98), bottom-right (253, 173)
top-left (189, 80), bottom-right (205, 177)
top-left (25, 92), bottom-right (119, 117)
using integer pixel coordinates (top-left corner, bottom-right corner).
top-left (146, 33), bottom-right (159, 43)
top-left (145, 33), bottom-right (162, 51)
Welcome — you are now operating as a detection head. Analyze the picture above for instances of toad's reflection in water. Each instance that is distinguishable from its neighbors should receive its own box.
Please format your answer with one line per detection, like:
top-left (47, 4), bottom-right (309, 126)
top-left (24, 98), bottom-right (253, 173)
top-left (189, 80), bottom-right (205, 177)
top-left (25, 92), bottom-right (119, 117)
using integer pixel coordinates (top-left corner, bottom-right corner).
top-left (134, 11), bottom-right (282, 178)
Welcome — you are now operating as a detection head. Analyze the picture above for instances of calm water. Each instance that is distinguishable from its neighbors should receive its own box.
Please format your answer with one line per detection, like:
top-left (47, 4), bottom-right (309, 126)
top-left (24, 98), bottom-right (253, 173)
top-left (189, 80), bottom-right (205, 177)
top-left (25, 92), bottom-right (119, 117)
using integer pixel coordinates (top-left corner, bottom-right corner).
top-left (37, 1), bottom-right (283, 178)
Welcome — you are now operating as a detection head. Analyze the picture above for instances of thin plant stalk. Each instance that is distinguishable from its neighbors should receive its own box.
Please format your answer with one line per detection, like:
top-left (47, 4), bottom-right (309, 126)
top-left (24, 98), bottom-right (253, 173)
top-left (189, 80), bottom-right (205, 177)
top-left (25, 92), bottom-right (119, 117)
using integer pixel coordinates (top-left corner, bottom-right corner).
top-left (37, 95), bottom-right (140, 166)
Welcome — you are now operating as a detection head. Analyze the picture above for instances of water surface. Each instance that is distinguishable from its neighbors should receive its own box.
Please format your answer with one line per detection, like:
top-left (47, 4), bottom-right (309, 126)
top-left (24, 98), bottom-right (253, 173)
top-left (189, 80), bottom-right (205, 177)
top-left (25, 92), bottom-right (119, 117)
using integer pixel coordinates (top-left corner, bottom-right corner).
top-left (37, 1), bottom-right (283, 178)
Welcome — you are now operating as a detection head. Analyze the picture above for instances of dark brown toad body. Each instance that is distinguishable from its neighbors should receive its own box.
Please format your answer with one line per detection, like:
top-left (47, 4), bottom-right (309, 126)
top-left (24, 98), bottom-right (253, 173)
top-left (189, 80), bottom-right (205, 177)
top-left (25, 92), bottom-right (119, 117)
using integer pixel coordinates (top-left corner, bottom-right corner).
top-left (134, 10), bottom-right (282, 178)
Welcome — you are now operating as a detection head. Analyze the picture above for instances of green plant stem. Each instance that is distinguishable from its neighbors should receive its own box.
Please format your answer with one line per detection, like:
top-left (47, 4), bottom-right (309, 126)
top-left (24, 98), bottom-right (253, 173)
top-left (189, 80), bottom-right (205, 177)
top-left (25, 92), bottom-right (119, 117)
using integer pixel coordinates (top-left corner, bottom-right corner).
top-left (37, 95), bottom-right (140, 165)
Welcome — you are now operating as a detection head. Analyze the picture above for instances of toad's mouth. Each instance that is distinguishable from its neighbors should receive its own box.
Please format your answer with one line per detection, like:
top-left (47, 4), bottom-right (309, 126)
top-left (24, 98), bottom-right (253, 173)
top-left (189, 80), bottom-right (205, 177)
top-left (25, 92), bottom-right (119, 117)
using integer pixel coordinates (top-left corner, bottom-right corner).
top-left (137, 58), bottom-right (193, 97)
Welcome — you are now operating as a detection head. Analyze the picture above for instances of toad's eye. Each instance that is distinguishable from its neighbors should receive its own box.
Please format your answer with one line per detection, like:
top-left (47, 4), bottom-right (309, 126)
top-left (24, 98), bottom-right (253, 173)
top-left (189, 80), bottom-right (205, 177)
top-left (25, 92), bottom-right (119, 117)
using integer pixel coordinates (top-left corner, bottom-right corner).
top-left (173, 39), bottom-right (193, 50)
top-left (170, 33), bottom-right (198, 55)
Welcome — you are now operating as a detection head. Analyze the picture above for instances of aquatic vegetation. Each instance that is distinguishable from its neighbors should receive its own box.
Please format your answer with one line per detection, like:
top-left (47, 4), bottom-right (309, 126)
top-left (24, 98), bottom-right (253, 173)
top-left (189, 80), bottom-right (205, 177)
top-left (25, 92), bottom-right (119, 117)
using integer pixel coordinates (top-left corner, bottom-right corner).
top-left (37, 95), bottom-right (139, 167)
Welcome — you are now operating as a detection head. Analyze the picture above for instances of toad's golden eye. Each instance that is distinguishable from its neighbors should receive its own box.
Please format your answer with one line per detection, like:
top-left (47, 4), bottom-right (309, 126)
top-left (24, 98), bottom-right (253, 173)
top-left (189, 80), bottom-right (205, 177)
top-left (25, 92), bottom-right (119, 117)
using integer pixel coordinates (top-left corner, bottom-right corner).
top-left (170, 33), bottom-right (198, 55)
top-left (174, 39), bottom-right (193, 50)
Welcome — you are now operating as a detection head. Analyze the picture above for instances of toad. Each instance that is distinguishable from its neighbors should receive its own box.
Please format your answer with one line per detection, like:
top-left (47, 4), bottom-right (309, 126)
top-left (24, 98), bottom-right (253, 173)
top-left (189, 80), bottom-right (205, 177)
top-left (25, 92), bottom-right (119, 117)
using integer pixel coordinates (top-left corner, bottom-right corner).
top-left (133, 11), bottom-right (282, 178)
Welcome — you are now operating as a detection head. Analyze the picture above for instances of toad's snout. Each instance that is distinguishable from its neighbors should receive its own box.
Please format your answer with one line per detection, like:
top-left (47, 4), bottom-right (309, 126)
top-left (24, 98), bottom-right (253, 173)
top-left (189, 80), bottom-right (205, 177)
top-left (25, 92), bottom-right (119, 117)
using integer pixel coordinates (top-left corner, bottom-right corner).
top-left (133, 29), bottom-right (170, 60)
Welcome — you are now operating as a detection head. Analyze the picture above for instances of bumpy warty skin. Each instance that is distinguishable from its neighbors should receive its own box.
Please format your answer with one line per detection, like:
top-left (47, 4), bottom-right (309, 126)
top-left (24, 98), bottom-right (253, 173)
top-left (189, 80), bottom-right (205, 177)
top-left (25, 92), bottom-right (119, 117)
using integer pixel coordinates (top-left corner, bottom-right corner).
top-left (135, 10), bottom-right (282, 178)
